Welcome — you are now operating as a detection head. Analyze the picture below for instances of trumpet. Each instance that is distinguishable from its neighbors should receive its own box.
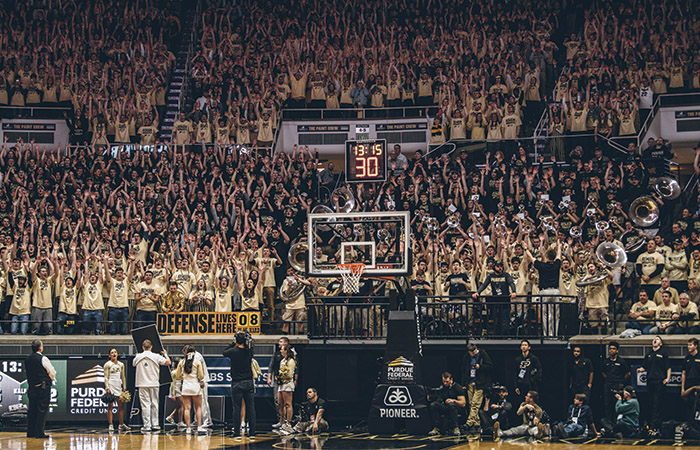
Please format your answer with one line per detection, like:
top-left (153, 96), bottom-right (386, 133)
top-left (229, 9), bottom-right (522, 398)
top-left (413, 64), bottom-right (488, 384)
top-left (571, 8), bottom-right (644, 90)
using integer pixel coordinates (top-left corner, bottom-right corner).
top-left (426, 217), bottom-right (439, 232)
top-left (447, 214), bottom-right (460, 228)
top-left (541, 216), bottom-right (555, 231)
top-left (569, 226), bottom-right (582, 238)
top-left (559, 200), bottom-right (570, 211)
top-left (595, 221), bottom-right (609, 233)
top-left (353, 223), bottom-right (364, 237)
top-left (377, 228), bottom-right (391, 242)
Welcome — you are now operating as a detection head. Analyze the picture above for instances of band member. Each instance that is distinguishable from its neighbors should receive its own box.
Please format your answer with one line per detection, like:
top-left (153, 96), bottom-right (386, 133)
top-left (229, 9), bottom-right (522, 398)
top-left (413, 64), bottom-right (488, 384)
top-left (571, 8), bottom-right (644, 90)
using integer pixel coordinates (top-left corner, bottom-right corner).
top-left (25, 339), bottom-right (56, 439)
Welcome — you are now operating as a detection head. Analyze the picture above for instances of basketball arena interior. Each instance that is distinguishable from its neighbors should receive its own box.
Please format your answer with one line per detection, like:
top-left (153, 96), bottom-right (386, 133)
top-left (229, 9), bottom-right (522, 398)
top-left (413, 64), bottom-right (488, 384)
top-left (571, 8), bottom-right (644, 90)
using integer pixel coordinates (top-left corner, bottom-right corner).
top-left (0, 0), bottom-right (700, 449)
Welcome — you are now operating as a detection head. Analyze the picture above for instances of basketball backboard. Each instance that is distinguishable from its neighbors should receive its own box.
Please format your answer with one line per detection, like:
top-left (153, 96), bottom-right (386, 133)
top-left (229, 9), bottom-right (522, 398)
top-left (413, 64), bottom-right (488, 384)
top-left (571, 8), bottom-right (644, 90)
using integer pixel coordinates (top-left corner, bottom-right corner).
top-left (307, 211), bottom-right (411, 277)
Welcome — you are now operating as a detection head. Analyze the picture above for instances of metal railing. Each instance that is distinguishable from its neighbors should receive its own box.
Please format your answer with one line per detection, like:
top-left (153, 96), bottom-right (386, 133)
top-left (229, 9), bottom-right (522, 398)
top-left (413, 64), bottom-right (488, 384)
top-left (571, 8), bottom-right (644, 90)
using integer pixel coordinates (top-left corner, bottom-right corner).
top-left (178, 1), bottom-right (202, 114)
top-left (307, 294), bottom-right (578, 341)
top-left (0, 105), bottom-right (72, 120)
top-left (281, 106), bottom-right (429, 121)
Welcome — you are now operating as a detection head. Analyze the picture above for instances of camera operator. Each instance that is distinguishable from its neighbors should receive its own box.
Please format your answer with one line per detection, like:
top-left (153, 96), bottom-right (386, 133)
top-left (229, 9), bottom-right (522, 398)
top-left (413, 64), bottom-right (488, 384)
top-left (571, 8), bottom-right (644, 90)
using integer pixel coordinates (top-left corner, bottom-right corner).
top-left (223, 331), bottom-right (256, 437)
top-left (600, 386), bottom-right (639, 439)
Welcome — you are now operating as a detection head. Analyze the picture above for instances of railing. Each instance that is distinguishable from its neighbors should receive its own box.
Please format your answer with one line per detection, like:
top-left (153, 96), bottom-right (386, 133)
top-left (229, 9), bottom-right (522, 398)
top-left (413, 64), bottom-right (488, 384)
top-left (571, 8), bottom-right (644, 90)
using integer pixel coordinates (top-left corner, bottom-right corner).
top-left (178, 1), bottom-right (202, 114)
top-left (307, 294), bottom-right (578, 342)
top-left (0, 105), bottom-right (72, 120)
top-left (281, 106), bottom-right (428, 121)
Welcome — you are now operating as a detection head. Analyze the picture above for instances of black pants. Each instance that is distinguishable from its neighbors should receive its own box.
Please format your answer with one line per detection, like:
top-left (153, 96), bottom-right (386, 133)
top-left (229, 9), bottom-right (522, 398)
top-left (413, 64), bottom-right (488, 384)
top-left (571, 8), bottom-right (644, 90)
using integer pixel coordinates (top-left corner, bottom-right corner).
top-left (648, 380), bottom-right (664, 428)
top-left (600, 417), bottom-right (636, 438)
top-left (603, 384), bottom-right (623, 422)
top-left (429, 401), bottom-right (459, 430)
top-left (479, 408), bottom-right (509, 432)
top-left (27, 385), bottom-right (51, 437)
top-left (231, 378), bottom-right (256, 435)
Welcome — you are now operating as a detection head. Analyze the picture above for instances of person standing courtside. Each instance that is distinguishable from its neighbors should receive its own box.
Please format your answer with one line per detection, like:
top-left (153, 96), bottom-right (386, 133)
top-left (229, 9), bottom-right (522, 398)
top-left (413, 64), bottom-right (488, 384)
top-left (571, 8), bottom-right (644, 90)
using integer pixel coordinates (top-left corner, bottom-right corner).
top-left (461, 343), bottom-right (493, 433)
top-left (514, 340), bottom-right (542, 404)
top-left (223, 331), bottom-right (256, 437)
top-left (133, 339), bottom-right (171, 432)
top-left (25, 339), bottom-right (56, 439)
top-left (602, 341), bottom-right (631, 422)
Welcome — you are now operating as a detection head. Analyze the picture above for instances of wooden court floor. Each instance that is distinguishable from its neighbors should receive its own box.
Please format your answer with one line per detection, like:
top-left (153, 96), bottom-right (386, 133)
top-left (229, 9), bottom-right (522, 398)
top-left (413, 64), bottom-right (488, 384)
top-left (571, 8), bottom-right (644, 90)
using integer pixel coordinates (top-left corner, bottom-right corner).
top-left (0, 428), bottom-right (690, 450)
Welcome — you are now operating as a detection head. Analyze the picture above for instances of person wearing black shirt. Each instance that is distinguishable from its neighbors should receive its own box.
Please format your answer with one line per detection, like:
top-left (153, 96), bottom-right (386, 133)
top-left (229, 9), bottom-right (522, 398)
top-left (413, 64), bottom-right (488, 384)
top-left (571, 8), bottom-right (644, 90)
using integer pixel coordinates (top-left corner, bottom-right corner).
top-left (637, 336), bottom-right (671, 431)
top-left (514, 340), bottom-right (543, 403)
top-left (525, 241), bottom-right (562, 336)
top-left (473, 261), bottom-right (517, 335)
top-left (223, 331), bottom-right (256, 437)
top-left (682, 338), bottom-right (700, 421)
top-left (410, 270), bottom-right (433, 297)
top-left (568, 346), bottom-right (593, 398)
top-left (602, 341), bottom-right (631, 422)
top-left (25, 339), bottom-right (56, 439)
top-left (292, 387), bottom-right (328, 434)
top-left (461, 343), bottom-right (494, 432)
top-left (479, 385), bottom-right (512, 434)
top-left (428, 372), bottom-right (467, 436)
top-left (444, 261), bottom-right (470, 297)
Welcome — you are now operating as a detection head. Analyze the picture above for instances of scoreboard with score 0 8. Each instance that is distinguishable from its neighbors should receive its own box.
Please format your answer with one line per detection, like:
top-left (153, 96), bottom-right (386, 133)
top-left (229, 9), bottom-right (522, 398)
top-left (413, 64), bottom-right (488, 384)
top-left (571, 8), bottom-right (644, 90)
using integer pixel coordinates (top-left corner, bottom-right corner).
top-left (345, 139), bottom-right (388, 183)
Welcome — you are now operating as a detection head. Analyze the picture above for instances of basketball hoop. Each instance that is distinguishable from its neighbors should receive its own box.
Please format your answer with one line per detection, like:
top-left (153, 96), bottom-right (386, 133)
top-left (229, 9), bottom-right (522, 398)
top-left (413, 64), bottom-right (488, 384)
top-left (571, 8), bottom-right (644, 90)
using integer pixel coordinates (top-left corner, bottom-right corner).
top-left (337, 263), bottom-right (366, 294)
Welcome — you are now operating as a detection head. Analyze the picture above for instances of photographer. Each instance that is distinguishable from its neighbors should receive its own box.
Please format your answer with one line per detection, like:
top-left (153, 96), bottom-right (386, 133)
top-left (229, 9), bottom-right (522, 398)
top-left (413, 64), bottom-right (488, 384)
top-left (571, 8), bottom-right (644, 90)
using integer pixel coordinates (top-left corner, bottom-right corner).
top-left (494, 390), bottom-right (545, 440)
top-left (600, 386), bottom-right (640, 439)
top-left (427, 372), bottom-right (466, 436)
top-left (479, 385), bottom-right (512, 435)
top-left (223, 331), bottom-right (256, 437)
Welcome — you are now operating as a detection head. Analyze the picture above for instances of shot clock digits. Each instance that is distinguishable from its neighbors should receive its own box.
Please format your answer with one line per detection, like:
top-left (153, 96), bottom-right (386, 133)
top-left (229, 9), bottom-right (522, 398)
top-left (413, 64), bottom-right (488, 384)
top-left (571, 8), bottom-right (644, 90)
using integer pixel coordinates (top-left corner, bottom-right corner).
top-left (345, 139), bottom-right (388, 183)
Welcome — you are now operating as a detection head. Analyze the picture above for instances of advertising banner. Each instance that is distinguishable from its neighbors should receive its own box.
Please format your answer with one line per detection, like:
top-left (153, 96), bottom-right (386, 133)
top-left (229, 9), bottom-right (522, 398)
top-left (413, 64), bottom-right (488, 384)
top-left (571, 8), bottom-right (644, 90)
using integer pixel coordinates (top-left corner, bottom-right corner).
top-left (205, 356), bottom-right (272, 398)
top-left (156, 312), bottom-right (261, 335)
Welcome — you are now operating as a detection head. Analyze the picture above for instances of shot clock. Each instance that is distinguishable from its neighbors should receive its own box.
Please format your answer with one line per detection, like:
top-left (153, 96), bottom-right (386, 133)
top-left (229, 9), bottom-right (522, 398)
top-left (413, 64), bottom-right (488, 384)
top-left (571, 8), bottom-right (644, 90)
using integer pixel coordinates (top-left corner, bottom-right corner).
top-left (345, 139), bottom-right (388, 183)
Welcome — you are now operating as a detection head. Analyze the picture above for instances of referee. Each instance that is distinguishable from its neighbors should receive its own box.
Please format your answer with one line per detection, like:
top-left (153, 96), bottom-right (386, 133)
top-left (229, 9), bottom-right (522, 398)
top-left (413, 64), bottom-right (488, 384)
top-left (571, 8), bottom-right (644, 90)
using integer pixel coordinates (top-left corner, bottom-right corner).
top-left (25, 339), bottom-right (56, 439)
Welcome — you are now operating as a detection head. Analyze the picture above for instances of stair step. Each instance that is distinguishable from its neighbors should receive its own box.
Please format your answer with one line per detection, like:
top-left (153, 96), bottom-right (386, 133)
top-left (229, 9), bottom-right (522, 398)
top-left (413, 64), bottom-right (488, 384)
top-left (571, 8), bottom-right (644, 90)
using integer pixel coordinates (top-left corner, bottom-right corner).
top-left (161, 126), bottom-right (173, 131)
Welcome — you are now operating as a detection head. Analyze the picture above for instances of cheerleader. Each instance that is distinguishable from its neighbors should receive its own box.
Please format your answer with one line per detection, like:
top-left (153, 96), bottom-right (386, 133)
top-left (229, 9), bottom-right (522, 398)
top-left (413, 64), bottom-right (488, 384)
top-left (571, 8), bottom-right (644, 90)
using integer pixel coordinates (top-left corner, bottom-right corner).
top-left (165, 357), bottom-right (185, 429)
top-left (104, 349), bottom-right (129, 431)
top-left (274, 345), bottom-right (297, 434)
top-left (174, 346), bottom-right (206, 434)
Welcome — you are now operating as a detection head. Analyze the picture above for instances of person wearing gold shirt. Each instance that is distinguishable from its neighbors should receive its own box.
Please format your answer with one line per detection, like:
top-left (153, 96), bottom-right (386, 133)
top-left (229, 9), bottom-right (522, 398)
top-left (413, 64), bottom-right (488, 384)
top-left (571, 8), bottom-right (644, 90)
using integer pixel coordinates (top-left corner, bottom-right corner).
top-left (162, 281), bottom-right (187, 313)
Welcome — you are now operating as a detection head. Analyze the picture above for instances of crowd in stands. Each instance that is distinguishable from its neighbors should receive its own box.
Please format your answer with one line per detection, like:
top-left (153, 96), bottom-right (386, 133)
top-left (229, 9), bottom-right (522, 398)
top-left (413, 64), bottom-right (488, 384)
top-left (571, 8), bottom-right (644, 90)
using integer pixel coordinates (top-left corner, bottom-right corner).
top-left (0, 0), bottom-right (179, 142)
top-left (0, 0), bottom-right (698, 336)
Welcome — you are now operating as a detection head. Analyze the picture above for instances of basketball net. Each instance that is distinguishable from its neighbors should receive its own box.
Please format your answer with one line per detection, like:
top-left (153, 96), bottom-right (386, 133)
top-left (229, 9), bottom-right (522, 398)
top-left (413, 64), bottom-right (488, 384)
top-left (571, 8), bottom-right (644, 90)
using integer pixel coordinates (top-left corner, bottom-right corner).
top-left (337, 263), bottom-right (366, 294)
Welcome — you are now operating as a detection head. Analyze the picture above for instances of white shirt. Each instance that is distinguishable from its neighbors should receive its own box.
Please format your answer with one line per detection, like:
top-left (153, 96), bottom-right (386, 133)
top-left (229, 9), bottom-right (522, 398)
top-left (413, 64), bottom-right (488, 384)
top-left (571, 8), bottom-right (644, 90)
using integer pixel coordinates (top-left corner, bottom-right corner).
top-left (640, 86), bottom-right (653, 109)
top-left (133, 350), bottom-right (167, 387)
top-left (194, 351), bottom-right (210, 383)
top-left (38, 352), bottom-right (56, 381)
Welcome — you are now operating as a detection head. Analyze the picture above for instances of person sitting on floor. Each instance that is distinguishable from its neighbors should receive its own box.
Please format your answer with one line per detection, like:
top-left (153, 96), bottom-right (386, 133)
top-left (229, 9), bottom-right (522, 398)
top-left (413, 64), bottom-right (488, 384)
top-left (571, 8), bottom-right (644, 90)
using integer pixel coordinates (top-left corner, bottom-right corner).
top-left (494, 390), bottom-right (545, 440)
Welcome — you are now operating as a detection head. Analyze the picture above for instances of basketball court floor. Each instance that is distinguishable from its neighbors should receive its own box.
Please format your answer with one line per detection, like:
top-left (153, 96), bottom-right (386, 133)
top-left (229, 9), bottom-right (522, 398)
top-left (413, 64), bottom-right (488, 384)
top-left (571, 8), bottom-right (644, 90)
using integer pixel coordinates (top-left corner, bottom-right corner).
top-left (0, 428), bottom-right (691, 450)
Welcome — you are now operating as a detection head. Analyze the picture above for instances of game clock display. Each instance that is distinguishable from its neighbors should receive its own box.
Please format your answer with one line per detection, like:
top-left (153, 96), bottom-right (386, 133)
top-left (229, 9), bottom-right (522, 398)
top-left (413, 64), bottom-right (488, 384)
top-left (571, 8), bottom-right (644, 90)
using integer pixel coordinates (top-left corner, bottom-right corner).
top-left (345, 139), bottom-right (388, 183)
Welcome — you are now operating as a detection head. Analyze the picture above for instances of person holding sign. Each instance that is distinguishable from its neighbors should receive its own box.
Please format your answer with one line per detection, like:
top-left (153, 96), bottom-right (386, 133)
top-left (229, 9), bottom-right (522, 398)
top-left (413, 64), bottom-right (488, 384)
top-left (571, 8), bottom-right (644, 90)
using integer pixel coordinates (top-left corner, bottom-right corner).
top-left (133, 339), bottom-right (171, 432)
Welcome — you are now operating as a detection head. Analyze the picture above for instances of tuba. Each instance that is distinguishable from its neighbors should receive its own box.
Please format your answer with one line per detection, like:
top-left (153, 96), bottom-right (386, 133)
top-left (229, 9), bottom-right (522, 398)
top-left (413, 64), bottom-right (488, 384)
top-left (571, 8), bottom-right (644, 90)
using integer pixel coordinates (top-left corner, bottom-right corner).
top-left (623, 233), bottom-right (648, 253)
top-left (280, 276), bottom-right (306, 303)
top-left (576, 242), bottom-right (627, 287)
top-left (629, 196), bottom-right (659, 227)
top-left (654, 177), bottom-right (681, 200)
top-left (288, 241), bottom-right (308, 272)
top-left (332, 185), bottom-right (355, 213)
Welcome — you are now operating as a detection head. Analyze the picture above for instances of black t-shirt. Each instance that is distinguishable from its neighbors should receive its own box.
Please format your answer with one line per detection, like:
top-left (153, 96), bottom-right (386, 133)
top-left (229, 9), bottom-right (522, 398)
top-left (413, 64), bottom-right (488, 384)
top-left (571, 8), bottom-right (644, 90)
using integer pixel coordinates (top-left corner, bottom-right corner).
top-left (431, 382), bottom-right (464, 403)
top-left (222, 344), bottom-right (253, 382)
top-left (411, 280), bottom-right (431, 297)
top-left (534, 259), bottom-right (562, 290)
top-left (683, 352), bottom-right (700, 387)
top-left (301, 397), bottom-right (326, 422)
top-left (643, 348), bottom-right (670, 383)
top-left (446, 273), bottom-right (469, 295)
top-left (603, 357), bottom-right (630, 387)
top-left (568, 357), bottom-right (593, 388)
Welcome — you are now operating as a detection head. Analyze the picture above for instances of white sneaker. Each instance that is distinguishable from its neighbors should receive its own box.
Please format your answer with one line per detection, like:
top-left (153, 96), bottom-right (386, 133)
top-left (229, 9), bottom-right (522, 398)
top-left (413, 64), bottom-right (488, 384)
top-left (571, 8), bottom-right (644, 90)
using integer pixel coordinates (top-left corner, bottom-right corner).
top-left (272, 423), bottom-right (283, 429)
top-left (196, 427), bottom-right (207, 434)
top-left (141, 427), bottom-right (151, 433)
top-left (177, 422), bottom-right (186, 429)
top-left (152, 425), bottom-right (161, 431)
top-left (281, 423), bottom-right (295, 435)
top-left (108, 425), bottom-right (114, 432)
top-left (165, 417), bottom-right (176, 426)
top-left (119, 424), bottom-right (130, 431)
top-left (185, 428), bottom-right (191, 434)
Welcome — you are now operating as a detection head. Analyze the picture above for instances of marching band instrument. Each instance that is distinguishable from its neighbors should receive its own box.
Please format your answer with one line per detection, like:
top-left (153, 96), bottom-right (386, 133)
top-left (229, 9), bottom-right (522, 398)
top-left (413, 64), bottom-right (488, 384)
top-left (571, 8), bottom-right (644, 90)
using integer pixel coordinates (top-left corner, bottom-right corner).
top-left (629, 196), bottom-right (659, 227)
top-left (654, 177), bottom-right (681, 200)
top-left (288, 241), bottom-right (307, 272)
top-left (332, 186), bottom-right (356, 213)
